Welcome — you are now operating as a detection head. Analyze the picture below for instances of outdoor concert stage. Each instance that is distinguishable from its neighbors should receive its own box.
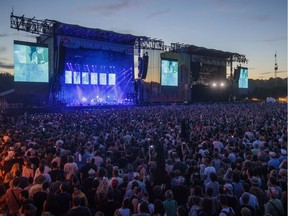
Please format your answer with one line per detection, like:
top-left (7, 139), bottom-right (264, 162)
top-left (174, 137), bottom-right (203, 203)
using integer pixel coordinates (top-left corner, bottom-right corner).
top-left (9, 14), bottom-right (248, 107)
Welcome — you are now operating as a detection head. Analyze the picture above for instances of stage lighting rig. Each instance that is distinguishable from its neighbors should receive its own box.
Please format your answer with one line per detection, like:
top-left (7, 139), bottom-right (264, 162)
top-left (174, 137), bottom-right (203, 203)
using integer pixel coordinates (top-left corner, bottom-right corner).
top-left (10, 13), bottom-right (55, 36)
top-left (134, 37), bottom-right (165, 51)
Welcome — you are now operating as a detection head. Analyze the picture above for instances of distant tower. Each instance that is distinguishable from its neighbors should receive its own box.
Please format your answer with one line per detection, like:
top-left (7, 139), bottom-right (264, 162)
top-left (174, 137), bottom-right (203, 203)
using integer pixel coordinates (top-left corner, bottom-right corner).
top-left (274, 52), bottom-right (278, 78)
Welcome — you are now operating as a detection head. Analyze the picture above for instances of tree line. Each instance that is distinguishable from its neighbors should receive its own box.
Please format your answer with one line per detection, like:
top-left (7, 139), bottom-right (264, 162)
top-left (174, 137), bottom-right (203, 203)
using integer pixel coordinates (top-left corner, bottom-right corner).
top-left (247, 78), bottom-right (287, 99)
top-left (0, 73), bottom-right (287, 100)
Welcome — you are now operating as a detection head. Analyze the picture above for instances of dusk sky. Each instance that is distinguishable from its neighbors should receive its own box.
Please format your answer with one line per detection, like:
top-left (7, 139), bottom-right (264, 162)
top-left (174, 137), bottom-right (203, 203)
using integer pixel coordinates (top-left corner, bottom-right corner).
top-left (0, 0), bottom-right (287, 80)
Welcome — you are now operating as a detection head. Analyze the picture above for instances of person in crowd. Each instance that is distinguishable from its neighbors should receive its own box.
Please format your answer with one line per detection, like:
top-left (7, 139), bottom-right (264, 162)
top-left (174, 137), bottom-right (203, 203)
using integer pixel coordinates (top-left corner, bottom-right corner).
top-left (66, 196), bottom-right (91, 216)
top-left (64, 155), bottom-right (78, 181)
top-left (18, 189), bottom-right (35, 216)
top-left (236, 192), bottom-right (256, 216)
top-left (102, 189), bottom-right (121, 216)
top-left (188, 196), bottom-right (202, 216)
top-left (54, 181), bottom-right (72, 215)
top-left (33, 181), bottom-right (49, 216)
top-left (249, 176), bottom-right (266, 215)
top-left (114, 198), bottom-right (132, 216)
top-left (48, 161), bottom-right (64, 183)
top-left (132, 201), bottom-right (151, 216)
top-left (176, 205), bottom-right (187, 216)
top-left (22, 158), bottom-right (35, 179)
top-left (153, 199), bottom-right (166, 216)
top-left (171, 176), bottom-right (189, 207)
top-left (72, 184), bottom-right (88, 206)
top-left (203, 158), bottom-right (216, 186)
top-left (204, 188), bottom-right (218, 215)
top-left (0, 184), bottom-right (7, 215)
top-left (205, 172), bottom-right (219, 197)
top-left (5, 178), bottom-right (23, 216)
top-left (129, 186), bottom-right (143, 214)
top-left (264, 186), bottom-right (284, 216)
top-left (199, 198), bottom-right (213, 216)
top-left (79, 158), bottom-right (97, 183)
top-left (29, 175), bottom-right (46, 199)
top-left (15, 169), bottom-right (29, 189)
top-left (162, 190), bottom-right (177, 216)
top-left (218, 194), bottom-right (235, 216)
top-left (138, 191), bottom-right (154, 215)
top-left (34, 159), bottom-right (50, 181)
top-left (19, 202), bottom-right (37, 216)
top-left (82, 168), bottom-right (96, 195)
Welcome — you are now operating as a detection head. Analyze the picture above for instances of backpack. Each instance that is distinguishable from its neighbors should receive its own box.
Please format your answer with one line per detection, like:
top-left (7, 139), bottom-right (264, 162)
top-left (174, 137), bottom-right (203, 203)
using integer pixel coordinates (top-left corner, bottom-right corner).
top-left (189, 207), bottom-right (202, 216)
top-left (221, 207), bottom-right (235, 216)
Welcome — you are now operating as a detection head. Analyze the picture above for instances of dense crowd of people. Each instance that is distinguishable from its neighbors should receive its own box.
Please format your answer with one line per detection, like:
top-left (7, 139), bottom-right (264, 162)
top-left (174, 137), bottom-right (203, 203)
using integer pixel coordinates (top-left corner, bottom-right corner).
top-left (0, 102), bottom-right (286, 216)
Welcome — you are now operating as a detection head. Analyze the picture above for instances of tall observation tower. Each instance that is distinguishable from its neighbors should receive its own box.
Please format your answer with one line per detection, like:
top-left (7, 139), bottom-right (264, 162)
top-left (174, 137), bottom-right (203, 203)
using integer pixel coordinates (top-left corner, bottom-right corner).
top-left (274, 52), bottom-right (278, 78)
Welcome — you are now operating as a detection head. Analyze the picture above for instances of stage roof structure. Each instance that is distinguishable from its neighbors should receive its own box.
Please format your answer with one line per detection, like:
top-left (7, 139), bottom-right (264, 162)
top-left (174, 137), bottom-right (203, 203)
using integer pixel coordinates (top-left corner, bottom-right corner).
top-left (10, 13), bottom-right (247, 63)
top-left (55, 22), bottom-right (142, 45)
top-left (170, 43), bottom-right (247, 63)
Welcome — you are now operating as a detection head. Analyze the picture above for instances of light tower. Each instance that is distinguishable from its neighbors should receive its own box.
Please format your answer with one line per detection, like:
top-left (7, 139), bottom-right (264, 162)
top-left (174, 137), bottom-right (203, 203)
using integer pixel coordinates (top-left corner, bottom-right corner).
top-left (274, 52), bottom-right (278, 78)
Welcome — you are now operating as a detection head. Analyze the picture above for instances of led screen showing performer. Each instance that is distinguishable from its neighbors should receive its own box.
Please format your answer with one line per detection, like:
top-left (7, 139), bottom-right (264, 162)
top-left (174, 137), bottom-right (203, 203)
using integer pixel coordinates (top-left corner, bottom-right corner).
top-left (238, 67), bottom-right (248, 88)
top-left (14, 41), bottom-right (49, 83)
top-left (161, 59), bottom-right (178, 86)
top-left (65, 70), bottom-right (72, 84)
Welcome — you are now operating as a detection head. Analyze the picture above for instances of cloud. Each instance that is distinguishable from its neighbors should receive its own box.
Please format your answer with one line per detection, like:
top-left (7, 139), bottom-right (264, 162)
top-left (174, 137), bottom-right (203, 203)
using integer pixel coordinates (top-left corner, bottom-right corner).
top-left (26, 34), bottom-right (38, 39)
top-left (259, 71), bottom-right (286, 75)
top-left (259, 35), bottom-right (287, 42)
top-left (202, 0), bottom-right (240, 14)
top-left (85, 0), bottom-right (141, 15)
top-left (214, 0), bottom-right (235, 10)
top-left (259, 71), bottom-right (273, 75)
top-left (0, 64), bottom-right (14, 70)
top-left (146, 9), bottom-right (170, 19)
top-left (0, 33), bottom-right (9, 38)
top-left (256, 76), bottom-right (267, 79)
top-left (248, 15), bottom-right (273, 23)
top-left (0, 47), bottom-right (7, 52)
top-left (12, 32), bottom-right (37, 39)
top-left (0, 60), bottom-right (13, 70)
top-left (0, 32), bottom-right (36, 38)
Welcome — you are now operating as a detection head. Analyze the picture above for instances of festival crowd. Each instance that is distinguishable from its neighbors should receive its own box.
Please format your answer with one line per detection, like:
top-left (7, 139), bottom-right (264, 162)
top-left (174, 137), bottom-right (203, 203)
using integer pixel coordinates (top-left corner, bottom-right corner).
top-left (0, 102), bottom-right (286, 216)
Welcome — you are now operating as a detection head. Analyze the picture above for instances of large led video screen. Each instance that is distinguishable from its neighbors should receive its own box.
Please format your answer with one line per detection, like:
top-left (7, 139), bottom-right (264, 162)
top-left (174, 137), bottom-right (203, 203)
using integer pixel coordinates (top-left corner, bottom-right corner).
top-left (108, 74), bottom-right (116, 85)
top-left (161, 59), bottom-right (178, 86)
top-left (238, 67), bottom-right (248, 88)
top-left (14, 41), bottom-right (49, 82)
top-left (73, 72), bottom-right (81, 84)
top-left (91, 73), bottom-right (98, 85)
top-left (82, 72), bottom-right (89, 84)
top-left (65, 70), bottom-right (72, 84)
top-left (99, 73), bottom-right (107, 85)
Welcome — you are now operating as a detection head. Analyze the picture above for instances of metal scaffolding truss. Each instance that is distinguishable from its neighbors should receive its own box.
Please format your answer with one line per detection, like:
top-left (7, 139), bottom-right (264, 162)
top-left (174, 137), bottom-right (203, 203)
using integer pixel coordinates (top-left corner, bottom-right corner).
top-left (134, 37), bottom-right (167, 51)
top-left (170, 43), bottom-right (248, 64)
top-left (10, 14), bottom-right (166, 49)
top-left (55, 22), bottom-right (138, 45)
top-left (10, 13), bottom-right (55, 36)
